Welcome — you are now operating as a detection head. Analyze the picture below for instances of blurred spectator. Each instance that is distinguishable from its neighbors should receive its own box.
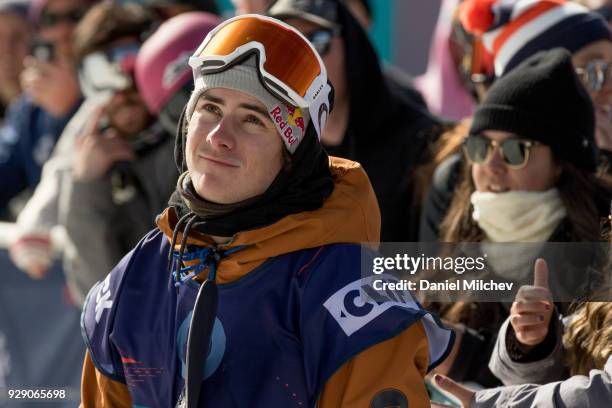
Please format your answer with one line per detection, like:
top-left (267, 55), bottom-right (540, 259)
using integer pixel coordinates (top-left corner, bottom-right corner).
top-left (426, 49), bottom-right (612, 387)
top-left (0, 0), bottom-right (31, 119)
top-left (420, 0), bottom-right (612, 241)
top-left (0, 0), bottom-right (89, 219)
top-left (60, 2), bottom-right (178, 304)
top-left (235, 0), bottom-right (429, 109)
top-left (342, 0), bottom-right (369, 28)
top-left (231, 0), bottom-right (273, 14)
top-left (415, 0), bottom-right (479, 121)
top-left (143, 0), bottom-right (219, 20)
top-left (10, 2), bottom-right (156, 283)
top-left (462, 0), bottom-right (612, 165)
top-left (269, 0), bottom-right (443, 241)
top-left (434, 357), bottom-right (612, 407)
top-left (577, 0), bottom-right (612, 23)
top-left (338, 0), bottom-right (431, 109)
top-left (134, 11), bottom-right (221, 135)
top-left (232, 0), bottom-right (371, 28)
top-left (61, 10), bottom-right (222, 305)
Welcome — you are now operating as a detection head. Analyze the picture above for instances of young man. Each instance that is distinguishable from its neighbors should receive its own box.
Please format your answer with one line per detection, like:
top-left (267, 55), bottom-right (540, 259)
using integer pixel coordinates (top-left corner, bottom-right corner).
top-left (80, 15), bottom-right (452, 408)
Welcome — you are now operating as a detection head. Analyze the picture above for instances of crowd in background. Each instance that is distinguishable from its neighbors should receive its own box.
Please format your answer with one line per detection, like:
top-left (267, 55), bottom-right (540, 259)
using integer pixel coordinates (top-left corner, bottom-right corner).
top-left (0, 0), bottom-right (611, 406)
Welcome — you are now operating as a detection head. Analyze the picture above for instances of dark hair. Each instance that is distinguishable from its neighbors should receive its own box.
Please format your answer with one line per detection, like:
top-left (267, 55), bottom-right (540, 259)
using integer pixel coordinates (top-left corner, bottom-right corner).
top-left (440, 161), bottom-right (612, 243)
top-left (73, 2), bottom-right (155, 62)
top-left (429, 155), bottom-right (612, 336)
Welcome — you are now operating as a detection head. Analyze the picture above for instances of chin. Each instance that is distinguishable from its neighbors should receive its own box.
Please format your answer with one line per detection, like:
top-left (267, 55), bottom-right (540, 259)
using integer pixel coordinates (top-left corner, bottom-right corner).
top-left (191, 176), bottom-right (230, 203)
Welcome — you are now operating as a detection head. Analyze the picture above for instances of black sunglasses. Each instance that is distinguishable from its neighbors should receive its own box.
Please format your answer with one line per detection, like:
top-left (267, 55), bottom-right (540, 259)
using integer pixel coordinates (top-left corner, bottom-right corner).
top-left (39, 7), bottom-right (86, 28)
top-left (304, 29), bottom-right (338, 56)
top-left (463, 134), bottom-right (540, 169)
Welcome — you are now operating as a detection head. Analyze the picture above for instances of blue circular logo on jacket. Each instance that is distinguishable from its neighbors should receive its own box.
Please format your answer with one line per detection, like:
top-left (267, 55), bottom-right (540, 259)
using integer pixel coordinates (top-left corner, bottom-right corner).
top-left (177, 312), bottom-right (226, 380)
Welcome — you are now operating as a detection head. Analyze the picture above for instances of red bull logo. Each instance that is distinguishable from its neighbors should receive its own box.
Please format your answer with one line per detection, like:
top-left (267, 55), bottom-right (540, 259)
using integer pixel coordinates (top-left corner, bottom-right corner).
top-left (269, 105), bottom-right (301, 148)
top-left (286, 105), bottom-right (305, 135)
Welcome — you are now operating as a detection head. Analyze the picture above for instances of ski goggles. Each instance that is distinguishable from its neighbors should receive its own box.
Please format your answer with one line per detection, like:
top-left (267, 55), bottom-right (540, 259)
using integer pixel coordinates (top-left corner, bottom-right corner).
top-left (189, 14), bottom-right (329, 110)
top-left (79, 43), bottom-right (141, 98)
top-left (449, 21), bottom-right (495, 88)
top-left (463, 134), bottom-right (540, 169)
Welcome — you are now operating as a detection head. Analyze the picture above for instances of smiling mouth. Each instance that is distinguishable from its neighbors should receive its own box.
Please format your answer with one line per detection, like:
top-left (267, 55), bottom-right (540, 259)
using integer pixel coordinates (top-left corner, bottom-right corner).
top-left (201, 155), bottom-right (239, 168)
top-left (487, 184), bottom-right (510, 193)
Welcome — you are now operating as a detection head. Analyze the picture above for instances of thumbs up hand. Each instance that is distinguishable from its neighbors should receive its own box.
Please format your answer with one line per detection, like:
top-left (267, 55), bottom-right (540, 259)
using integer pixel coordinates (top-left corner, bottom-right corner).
top-left (509, 258), bottom-right (554, 347)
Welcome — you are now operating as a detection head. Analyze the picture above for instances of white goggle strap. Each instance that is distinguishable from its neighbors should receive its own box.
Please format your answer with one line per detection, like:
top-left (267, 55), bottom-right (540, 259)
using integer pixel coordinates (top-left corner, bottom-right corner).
top-left (308, 81), bottom-right (332, 141)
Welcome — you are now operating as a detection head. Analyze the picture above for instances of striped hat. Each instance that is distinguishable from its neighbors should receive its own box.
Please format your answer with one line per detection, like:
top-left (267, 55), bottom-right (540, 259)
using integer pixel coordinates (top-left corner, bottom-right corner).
top-left (459, 0), bottom-right (611, 76)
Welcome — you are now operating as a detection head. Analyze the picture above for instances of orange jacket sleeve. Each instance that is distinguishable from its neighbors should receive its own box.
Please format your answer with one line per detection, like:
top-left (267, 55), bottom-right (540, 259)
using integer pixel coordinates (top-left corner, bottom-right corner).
top-left (80, 351), bottom-right (132, 408)
top-left (318, 321), bottom-right (431, 408)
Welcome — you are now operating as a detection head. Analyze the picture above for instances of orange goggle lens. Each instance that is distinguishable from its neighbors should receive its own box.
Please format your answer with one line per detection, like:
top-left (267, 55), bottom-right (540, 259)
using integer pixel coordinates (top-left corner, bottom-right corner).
top-left (197, 17), bottom-right (322, 98)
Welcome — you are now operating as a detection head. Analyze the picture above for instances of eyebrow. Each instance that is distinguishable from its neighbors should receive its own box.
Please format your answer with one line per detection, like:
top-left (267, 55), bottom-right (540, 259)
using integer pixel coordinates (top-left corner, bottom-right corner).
top-left (202, 94), bottom-right (272, 121)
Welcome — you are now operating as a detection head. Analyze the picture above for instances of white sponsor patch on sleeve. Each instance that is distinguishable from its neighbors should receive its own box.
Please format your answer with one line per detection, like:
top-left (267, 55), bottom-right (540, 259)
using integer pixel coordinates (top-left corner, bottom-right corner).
top-left (323, 274), bottom-right (420, 336)
top-left (94, 274), bottom-right (114, 324)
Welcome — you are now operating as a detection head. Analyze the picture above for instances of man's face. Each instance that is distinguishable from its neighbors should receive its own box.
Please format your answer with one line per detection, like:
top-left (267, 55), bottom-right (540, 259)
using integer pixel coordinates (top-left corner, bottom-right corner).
top-left (106, 89), bottom-right (151, 136)
top-left (0, 12), bottom-right (30, 97)
top-left (38, 0), bottom-right (87, 61)
top-left (185, 87), bottom-right (284, 204)
top-left (284, 17), bottom-right (347, 108)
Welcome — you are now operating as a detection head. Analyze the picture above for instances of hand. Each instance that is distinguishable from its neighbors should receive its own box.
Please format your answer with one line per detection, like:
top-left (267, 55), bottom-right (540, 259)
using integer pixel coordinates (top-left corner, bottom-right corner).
top-left (9, 233), bottom-right (53, 279)
top-left (73, 107), bottom-right (135, 181)
top-left (433, 374), bottom-right (475, 408)
top-left (20, 56), bottom-right (80, 116)
top-left (510, 258), bottom-right (553, 347)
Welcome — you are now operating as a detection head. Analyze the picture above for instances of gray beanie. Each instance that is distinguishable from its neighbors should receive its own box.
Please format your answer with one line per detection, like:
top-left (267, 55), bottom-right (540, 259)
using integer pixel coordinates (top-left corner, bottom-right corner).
top-left (186, 55), bottom-right (310, 154)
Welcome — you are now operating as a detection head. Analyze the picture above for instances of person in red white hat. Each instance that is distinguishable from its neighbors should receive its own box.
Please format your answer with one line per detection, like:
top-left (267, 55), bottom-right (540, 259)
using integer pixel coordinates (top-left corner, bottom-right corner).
top-left (421, 0), bottom-right (612, 243)
top-left (459, 0), bottom-right (612, 161)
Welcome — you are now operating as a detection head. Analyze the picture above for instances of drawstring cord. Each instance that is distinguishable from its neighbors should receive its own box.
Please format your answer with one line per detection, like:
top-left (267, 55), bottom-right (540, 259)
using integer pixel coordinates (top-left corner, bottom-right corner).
top-left (167, 211), bottom-right (246, 287)
top-left (171, 245), bottom-right (246, 287)
top-left (165, 209), bottom-right (247, 408)
top-left (167, 212), bottom-right (195, 273)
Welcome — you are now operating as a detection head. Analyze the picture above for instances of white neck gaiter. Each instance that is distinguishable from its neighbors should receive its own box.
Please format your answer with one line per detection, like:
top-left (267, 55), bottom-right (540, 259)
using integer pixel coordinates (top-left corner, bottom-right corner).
top-left (471, 188), bottom-right (567, 243)
top-left (472, 189), bottom-right (567, 282)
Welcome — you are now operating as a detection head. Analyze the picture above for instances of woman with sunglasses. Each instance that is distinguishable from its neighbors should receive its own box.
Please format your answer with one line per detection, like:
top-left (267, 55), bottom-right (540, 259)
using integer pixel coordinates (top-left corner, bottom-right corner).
top-left (420, 0), bottom-right (612, 242)
top-left (426, 49), bottom-right (612, 388)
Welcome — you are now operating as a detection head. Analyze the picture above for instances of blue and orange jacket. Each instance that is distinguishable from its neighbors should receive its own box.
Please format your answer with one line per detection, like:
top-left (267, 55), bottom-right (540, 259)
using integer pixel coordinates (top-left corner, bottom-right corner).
top-left (80, 158), bottom-right (453, 407)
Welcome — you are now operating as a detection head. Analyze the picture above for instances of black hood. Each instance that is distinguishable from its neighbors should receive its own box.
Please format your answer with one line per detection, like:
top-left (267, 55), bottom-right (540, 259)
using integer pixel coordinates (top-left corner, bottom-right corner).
top-left (326, 0), bottom-right (438, 158)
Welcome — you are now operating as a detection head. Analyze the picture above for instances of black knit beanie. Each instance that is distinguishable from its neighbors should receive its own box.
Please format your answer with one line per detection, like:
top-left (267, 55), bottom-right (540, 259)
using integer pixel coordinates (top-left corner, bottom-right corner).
top-left (470, 48), bottom-right (597, 171)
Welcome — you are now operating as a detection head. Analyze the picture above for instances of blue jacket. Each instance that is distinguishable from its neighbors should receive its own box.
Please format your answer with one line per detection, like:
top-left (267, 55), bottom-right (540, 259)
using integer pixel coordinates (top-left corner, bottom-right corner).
top-left (0, 95), bottom-right (79, 213)
top-left (82, 230), bottom-right (453, 407)
top-left (80, 158), bottom-right (454, 408)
